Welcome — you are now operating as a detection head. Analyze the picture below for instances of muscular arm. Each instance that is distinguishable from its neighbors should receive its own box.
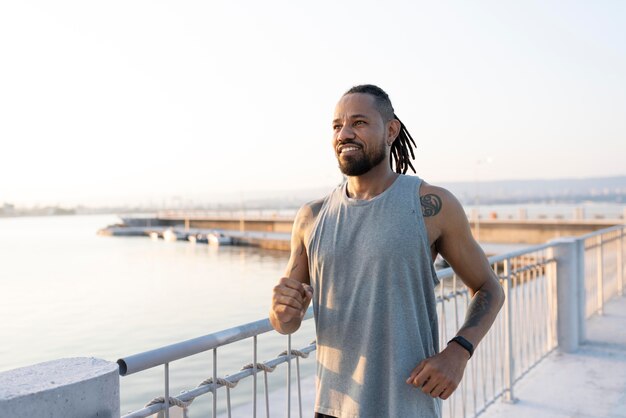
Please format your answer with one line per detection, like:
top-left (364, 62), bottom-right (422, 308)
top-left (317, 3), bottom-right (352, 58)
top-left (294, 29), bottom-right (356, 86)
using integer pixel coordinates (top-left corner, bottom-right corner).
top-left (269, 201), bottom-right (321, 334)
top-left (435, 190), bottom-right (504, 347)
top-left (408, 187), bottom-right (504, 399)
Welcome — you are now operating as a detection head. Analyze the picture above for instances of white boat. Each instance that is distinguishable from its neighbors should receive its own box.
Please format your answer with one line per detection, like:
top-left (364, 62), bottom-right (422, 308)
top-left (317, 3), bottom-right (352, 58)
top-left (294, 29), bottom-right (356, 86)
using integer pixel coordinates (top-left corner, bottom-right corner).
top-left (162, 228), bottom-right (188, 242)
top-left (208, 232), bottom-right (232, 246)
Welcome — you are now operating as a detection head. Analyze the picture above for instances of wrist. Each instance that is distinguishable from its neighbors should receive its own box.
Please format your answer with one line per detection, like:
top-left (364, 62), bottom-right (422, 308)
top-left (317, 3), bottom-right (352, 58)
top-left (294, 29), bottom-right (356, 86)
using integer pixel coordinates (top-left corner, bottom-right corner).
top-left (447, 335), bottom-right (474, 359)
top-left (271, 313), bottom-right (301, 334)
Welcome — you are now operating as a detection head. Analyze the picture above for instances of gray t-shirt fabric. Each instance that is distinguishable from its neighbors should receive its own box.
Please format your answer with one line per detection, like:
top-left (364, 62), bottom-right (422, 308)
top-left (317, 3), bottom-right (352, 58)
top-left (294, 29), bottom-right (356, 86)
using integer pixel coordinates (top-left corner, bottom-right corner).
top-left (306, 174), bottom-right (442, 418)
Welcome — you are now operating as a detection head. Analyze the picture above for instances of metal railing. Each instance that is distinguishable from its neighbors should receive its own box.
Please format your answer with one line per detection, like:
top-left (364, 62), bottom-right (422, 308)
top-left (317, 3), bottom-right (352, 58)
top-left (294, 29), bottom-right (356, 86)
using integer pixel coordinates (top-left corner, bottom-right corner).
top-left (118, 312), bottom-right (316, 418)
top-left (581, 225), bottom-right (624, 317)
top-left (436, 243), bottom-right (558, 417)
top-left (118, 225), bottom-right (625, 418)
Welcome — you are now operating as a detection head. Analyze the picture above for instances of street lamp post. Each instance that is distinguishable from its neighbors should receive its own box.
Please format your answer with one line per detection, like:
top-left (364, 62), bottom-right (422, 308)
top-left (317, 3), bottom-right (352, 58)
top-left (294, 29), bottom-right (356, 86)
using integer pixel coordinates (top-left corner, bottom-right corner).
top-left (474, 157), bottom-right (493, 243)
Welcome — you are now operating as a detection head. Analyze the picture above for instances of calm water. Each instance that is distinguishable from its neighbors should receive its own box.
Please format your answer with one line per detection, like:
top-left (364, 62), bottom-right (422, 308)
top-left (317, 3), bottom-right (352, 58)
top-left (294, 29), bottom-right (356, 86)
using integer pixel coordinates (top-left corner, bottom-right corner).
top-left (0, 215), bottom-right (316, 416)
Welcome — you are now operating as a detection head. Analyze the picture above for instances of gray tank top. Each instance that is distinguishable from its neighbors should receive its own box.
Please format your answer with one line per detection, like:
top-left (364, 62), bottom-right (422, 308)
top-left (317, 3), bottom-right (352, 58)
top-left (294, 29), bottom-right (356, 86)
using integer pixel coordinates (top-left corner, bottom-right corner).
top-left (306, 174), bottom-right (441, 418)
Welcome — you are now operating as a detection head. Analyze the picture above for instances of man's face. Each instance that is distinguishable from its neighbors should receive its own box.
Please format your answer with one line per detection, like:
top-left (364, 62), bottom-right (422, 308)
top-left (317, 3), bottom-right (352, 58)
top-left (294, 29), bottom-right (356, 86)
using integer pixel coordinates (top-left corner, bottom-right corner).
top-left (332, 93), bottom-right (387, 176)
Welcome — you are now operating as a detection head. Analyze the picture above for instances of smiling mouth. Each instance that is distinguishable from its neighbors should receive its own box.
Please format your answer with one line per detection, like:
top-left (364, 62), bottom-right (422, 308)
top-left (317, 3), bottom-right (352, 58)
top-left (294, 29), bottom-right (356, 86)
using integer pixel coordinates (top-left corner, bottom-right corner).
top-left (339, 146), bottom-right (361, 155)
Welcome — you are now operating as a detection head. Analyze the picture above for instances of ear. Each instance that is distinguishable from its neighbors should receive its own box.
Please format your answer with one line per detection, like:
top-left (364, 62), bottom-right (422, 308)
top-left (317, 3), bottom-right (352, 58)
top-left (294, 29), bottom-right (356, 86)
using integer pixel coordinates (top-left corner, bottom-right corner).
top-left (386, 119), bottom-right (401, 146)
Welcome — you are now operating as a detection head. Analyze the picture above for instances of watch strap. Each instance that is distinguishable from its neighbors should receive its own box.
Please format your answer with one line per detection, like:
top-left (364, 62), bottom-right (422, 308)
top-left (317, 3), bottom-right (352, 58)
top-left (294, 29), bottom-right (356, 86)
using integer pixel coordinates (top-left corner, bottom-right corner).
top-left (447, 335), bottom-right (474, 358)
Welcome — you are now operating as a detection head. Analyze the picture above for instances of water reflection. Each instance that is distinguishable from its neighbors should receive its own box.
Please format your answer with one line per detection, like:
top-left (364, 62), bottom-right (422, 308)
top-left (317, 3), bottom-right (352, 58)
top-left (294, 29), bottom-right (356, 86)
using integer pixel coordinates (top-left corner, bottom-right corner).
top-left (0, 215), bottom-right (306, 416)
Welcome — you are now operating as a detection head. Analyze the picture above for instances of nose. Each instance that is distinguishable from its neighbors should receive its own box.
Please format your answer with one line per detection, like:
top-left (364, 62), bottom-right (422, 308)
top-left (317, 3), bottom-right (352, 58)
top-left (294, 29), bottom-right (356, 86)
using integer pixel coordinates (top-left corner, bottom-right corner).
top-left (336, 124), bottom-right (354, 143)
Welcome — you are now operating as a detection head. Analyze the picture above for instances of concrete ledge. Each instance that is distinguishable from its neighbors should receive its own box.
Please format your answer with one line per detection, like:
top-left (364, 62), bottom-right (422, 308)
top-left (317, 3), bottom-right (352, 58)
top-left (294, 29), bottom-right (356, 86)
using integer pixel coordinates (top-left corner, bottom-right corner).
top-left (0, 357), bottom-right (119, 418)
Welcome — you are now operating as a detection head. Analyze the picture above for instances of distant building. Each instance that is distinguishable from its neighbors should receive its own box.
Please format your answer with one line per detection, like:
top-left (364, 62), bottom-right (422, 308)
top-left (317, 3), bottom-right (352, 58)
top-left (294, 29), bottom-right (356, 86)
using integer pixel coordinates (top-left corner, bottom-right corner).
top-left (1, 203), bottom-right (15, 216)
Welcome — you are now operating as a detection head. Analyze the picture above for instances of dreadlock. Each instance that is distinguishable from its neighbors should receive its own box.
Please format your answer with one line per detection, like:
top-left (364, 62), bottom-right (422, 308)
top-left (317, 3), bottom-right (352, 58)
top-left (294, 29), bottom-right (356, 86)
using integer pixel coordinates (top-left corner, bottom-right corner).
top-left (343, 84), bottom-right (417, 174)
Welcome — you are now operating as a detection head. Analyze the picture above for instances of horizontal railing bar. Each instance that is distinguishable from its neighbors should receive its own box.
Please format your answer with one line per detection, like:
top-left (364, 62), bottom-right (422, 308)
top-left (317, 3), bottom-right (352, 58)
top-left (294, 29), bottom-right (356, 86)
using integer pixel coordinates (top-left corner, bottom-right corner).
top-left (436, 266), bottom-right (455, 281)
top-left (181, 343), bottom-right (316, 405)
top-left (585, 235), bottom-right (621, 249)
top-left (486, 242), bottom-right (554, 264)
top-left (508, 259), bottom-right (555, 276)
top-left (122, 343), bottom-right (317, 418)
top-left (118, 308), bottom-right (314, 376)
top-left (437, 243), bottom-right (555, 281)
top-left (577, 224), bottom-right (625, 241)
top-left (437, 246), bottom-right (553, 285)
top-left (436, 289), bottom-right (469, 303)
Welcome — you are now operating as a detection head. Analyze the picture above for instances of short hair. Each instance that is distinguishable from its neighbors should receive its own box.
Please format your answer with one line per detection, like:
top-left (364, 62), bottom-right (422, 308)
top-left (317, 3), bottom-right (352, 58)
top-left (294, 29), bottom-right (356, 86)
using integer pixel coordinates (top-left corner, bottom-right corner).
top-left (344, 84), bottom-right (395, 121)
top-left (343, 84), bottom-right (417, 174)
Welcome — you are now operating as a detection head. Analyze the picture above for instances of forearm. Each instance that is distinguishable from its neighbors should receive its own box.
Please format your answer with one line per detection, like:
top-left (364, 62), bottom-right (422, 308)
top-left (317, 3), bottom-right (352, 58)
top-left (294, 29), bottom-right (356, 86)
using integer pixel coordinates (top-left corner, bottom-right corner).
top-left (454, 279), bottom-right (504, 347)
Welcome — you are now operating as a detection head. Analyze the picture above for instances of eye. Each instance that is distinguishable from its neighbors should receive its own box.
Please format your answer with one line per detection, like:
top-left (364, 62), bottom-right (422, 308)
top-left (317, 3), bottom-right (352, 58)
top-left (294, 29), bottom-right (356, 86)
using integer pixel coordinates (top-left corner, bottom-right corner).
top-left (353, 120), bottom-right (366, 126)
top-left (332, 124), bottom-right (342, 131)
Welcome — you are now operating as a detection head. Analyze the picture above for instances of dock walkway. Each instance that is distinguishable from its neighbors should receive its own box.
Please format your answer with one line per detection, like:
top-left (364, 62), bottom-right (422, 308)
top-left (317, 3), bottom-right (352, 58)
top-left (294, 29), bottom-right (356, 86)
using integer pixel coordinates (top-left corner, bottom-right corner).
top-left (481, 294), bottom-right (626, 418)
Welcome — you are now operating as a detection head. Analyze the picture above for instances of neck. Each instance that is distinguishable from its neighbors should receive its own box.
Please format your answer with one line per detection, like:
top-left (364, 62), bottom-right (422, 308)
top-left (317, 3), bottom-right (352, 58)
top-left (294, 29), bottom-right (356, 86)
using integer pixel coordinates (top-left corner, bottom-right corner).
top-left (345, 163), bottom-right (399, 200)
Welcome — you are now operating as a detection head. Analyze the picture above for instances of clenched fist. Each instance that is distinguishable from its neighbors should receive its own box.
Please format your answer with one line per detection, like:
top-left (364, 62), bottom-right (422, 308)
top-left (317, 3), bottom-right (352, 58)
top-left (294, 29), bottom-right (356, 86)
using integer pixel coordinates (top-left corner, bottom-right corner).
top-left (270, 277), bottom-right (313, 333)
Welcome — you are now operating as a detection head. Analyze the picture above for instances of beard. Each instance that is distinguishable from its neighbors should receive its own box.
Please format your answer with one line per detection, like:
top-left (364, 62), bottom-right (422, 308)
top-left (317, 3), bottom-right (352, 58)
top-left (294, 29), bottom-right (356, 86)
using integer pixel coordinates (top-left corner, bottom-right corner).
top-left (337, 140), bottom-right (387, 176)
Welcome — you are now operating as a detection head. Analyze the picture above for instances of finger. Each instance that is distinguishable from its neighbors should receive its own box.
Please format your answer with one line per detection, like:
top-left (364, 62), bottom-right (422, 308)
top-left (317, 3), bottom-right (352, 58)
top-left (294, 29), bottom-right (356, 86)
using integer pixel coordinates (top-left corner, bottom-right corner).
top-left (421, 375), bottom-right (440, 394)
top-left (302, 286), bottom-right (313, 303)
top-left (429, 382), bottom-right (445, 398)
top-left (274, 305), bottom-right (302, 321)
top-left (303, 284), bottom-right (314, 299)
top-left (274, 295), bottom-right (304, 311)
top-left (274, 286), bottom-right (304, 302)
top-left (300, 291), bottom-right (313, 317)
top-left (279, 277), bottom-right (307, 296)
top-left (406, 362), bottom-right (426, 385)
top-left (439, 386), bottom-right (454, 400)
top-left (410, 364), bottom-right (429, 387)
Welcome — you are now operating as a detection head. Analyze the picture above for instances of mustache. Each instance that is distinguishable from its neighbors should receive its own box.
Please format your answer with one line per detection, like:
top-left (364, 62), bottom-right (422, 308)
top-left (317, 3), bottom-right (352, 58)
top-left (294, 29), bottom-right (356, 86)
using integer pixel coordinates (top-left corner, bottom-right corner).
top-left (337, 140), bottom-right (361, 149)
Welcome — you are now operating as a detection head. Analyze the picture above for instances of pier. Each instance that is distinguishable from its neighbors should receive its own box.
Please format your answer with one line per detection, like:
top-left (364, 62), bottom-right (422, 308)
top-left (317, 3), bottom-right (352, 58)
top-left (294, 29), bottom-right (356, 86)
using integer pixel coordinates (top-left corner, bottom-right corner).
top-left (3, 224), bottom-right (625, 417)
top-left (97, 209), bottom-right (625, 251)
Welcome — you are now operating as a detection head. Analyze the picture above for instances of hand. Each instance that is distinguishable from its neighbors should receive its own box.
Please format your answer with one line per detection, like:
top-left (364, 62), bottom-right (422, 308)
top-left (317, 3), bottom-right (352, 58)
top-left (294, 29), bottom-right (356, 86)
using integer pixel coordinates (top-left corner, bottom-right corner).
top-left (271, 277), bottom-right (313, 325)
top-left (406, 343), bottom-right (470, 399)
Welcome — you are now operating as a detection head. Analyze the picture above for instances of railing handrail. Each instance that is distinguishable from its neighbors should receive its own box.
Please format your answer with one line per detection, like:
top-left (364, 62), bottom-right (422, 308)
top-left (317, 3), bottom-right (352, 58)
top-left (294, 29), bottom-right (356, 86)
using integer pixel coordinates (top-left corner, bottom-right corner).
top-left (117, 309), bottom-right (314, 376)
top-left (576, 223), bottom-right (625, 241)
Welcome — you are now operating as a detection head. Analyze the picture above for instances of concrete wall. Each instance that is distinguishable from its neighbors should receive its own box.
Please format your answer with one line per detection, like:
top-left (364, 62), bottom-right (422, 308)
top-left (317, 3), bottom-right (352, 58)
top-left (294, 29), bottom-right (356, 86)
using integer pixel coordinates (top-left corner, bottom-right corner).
top-left (0, 357), bottom-right (119, 418)
top-left (174, 215), bottom-right (621, 245)
top-left (469, 220), bottom-right (620, 244)
top-left (189, 219), bottom-right (293, 233)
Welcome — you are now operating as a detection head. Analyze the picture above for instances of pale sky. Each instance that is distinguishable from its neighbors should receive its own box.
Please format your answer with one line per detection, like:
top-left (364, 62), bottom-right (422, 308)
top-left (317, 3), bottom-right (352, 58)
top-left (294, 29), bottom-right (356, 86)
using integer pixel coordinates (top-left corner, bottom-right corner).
top-left (1, 1), bottom-right (625, 206)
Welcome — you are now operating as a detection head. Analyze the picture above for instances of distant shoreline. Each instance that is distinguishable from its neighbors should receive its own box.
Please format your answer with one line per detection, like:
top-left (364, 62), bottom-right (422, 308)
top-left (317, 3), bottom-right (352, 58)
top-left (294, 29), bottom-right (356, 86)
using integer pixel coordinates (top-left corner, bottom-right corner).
top-left (1, 199), bottom-right (625, 219)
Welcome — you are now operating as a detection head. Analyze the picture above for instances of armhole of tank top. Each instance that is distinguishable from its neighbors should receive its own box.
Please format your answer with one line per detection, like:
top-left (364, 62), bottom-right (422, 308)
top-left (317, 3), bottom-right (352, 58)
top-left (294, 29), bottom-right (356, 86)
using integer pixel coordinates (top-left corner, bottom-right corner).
top-left (305, 194), bottom-right (331, 253)
top-left (415, 178), bottom-right (441, 288)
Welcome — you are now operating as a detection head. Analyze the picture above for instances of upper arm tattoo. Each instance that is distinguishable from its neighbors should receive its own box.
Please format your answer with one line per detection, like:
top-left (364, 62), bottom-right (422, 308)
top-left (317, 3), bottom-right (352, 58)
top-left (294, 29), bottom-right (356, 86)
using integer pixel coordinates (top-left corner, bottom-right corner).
top-left (421, 194), bottom-right (442, 217)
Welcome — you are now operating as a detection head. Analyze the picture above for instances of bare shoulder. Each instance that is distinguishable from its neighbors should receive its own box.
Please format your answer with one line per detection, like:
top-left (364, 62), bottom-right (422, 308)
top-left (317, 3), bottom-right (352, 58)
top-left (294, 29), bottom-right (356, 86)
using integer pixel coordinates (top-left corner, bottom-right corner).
top-left (419, 182), bottom-right (465, 220)
top-left (293, 198), bottom-right (325, 239)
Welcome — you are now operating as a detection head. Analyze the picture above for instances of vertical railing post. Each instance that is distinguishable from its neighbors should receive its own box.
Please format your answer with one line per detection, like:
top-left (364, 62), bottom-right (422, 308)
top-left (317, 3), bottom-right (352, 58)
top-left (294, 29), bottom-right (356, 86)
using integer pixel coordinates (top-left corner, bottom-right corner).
top-left (213, 348), bottom-right (217, 418)
top-left (576, 238), bottom-right (587, 343)
top-left (597, 235), bottom-right (604, 315)
top-left (548, 238), bottom-right (580, 352)
top-left (253, 336), bottom-right (257, 418)
top-left (164, 363), bottom-right (170, 418)
top-left (618, 228), bottom-right (624, 297)
top-left (287, 334), bottom-right (292, 418)
top-left (502, 258), bottom-right (516, 403)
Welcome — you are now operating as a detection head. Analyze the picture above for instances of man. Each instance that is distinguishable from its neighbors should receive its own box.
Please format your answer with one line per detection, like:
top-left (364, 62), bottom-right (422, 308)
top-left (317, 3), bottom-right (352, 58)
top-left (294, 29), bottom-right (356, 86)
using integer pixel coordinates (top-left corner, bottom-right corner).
top-left (269, 84), bottom-right (504, 418)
